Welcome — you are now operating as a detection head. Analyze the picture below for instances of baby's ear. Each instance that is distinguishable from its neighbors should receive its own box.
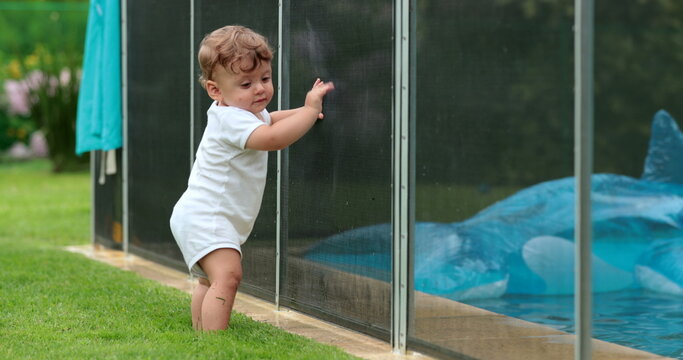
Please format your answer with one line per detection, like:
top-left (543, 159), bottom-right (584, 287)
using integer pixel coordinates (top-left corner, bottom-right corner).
top-left (205, 80), bottom-right (222, 102)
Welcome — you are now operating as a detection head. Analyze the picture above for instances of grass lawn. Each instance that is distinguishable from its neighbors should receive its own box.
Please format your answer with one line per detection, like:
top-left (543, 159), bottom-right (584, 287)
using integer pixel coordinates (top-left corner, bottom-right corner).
top-left (0, 159), bottom-right (358, 359)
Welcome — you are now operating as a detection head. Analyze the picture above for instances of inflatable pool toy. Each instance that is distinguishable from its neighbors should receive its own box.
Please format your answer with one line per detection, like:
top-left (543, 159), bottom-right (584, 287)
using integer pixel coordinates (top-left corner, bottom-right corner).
top-left (305, 110), bottom-right (683, 300)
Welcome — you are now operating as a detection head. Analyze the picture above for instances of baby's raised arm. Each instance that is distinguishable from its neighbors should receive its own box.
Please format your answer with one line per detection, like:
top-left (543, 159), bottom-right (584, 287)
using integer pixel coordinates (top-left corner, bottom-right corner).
top-left (246, 79), bottom-right (334, 151)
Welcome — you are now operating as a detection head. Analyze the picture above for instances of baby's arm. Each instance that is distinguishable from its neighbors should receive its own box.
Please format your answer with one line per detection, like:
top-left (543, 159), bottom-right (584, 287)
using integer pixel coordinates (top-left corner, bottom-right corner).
top-left (246, 79), bottom-right (334, 151)
top-left (270, 107), bottom-right (325, 123)
top-left (269, 108), bottom-right (301, 123)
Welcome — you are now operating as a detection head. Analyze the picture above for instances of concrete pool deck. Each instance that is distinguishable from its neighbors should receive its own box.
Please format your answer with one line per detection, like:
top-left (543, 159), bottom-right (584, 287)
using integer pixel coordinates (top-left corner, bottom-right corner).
top-left (67, 244), bottom-right (674, 360)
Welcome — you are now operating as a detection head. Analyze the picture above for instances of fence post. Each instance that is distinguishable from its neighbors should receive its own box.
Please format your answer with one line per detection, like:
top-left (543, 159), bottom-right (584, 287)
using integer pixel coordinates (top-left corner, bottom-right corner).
top-left (392, 0), bottom-right (413, 353)
top-left (574, 0), bottom-right (594, 359)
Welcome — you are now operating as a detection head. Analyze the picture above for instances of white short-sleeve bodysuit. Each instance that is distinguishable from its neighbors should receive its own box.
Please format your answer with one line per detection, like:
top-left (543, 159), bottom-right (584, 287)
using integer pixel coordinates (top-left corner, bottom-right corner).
top-left (170, 102), bottom-right (270, 278)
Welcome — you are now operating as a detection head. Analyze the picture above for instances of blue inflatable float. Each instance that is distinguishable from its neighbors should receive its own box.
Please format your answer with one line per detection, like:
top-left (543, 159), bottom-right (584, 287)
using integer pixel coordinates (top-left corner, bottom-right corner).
top-left (305, 110), bottom-right (683, 300)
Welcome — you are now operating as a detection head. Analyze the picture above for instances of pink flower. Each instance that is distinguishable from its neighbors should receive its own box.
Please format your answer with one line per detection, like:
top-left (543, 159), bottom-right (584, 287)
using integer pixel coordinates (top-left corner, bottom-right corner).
top-left (3, 79), bottom-right (30, 116)
top-left (24, 70), bottom-right (46, 91)
top-left (59, 68), bottom-right (71, 87)
top-left (48, 75), bottom-right (59, 96)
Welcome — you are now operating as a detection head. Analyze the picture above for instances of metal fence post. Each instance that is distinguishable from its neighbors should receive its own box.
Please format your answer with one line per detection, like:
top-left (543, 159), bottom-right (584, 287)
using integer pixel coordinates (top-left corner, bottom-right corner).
top-left (276, 0), bottom-right (291, 310)
top-left (574, 0), bottom-right (594, 359)
top-left (121, 0), bottom-right (129, 257)
top-left (392, 0), bottom-right (412, 353)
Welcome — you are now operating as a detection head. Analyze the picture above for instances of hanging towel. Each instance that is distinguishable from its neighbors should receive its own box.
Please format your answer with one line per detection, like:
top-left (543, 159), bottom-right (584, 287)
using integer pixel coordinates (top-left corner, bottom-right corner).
top-left (76, 0), bottom-right (122, 155)
top-left (98, 149), bottom-right (118, 185)
top-left (105, 148), bottom-right (117, 175)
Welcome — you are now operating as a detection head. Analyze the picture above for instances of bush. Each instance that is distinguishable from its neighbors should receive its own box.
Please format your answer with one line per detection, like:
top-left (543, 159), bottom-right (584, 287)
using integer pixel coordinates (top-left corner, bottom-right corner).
top-left (0, 1), bottom-right (89, 171)
top-left (0, 58), bottom-right (37, 151)
top-left (1, 46), bottom-right (88, 170)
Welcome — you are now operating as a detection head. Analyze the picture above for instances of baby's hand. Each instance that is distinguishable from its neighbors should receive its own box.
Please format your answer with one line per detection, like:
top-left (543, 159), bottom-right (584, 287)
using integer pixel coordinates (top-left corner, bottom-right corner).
top-left (305, 78), bottom-right (335, 117)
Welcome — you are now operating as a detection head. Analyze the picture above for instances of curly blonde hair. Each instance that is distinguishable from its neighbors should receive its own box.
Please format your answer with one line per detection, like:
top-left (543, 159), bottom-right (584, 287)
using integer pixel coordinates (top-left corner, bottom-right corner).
top-left (197, 25), bottom-right (273, 89)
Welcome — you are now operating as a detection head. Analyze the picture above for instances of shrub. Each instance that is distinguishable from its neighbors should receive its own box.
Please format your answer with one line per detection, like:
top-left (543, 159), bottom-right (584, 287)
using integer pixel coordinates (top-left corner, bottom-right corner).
top-left (1, 46), bottom-right (87, 171)
top-left (0, 1), bottom-right (88, 170)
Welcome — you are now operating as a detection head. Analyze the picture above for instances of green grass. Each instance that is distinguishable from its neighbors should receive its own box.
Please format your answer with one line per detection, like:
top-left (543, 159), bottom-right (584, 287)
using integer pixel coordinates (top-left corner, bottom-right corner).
top-left (0, 159), bottom-right (359, 360)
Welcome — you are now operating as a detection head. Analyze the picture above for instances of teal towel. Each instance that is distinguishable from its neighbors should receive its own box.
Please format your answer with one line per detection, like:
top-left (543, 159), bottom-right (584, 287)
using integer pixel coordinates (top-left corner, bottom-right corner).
top-left (76, 0), bottom-right (121, 154)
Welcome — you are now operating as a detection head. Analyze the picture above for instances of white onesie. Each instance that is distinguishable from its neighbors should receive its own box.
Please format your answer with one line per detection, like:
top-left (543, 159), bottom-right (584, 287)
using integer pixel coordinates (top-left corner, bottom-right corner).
top-left (170, 102), bottom-right (270, 278)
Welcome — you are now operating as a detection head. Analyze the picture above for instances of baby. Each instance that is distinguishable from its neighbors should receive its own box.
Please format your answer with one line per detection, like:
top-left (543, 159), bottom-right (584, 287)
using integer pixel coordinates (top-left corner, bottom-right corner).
top-left (170, 25), bottom-right (334, 330)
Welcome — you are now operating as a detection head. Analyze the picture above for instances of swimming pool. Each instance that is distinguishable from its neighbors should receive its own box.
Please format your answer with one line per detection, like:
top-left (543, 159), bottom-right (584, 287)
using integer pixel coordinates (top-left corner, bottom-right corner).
top-left (464, 289), bottom-right (683, 359)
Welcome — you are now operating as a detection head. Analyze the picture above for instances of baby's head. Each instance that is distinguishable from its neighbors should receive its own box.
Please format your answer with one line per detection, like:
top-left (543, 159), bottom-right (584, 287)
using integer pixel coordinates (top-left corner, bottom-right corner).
top-left (198, 25), bottom-right (273, 88)
top-left (198, 25), bottom-right (274, 114)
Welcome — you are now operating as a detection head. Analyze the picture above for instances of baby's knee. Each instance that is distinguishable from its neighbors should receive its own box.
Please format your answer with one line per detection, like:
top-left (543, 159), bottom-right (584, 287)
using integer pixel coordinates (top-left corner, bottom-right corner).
top-left (211, 270), bottom-right (242, 290)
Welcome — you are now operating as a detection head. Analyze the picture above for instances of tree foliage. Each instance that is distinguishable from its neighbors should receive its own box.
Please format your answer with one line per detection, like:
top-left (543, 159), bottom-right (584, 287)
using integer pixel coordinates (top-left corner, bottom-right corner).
top-left (416, 0), bottom-right (683, 185)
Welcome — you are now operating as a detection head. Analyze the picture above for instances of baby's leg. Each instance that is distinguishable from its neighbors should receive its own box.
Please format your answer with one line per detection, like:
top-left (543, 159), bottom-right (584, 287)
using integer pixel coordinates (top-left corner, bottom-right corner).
top-left (191, 277), bottom-right (210, 330)
top-left (197, 248), bottom-right (242, 330)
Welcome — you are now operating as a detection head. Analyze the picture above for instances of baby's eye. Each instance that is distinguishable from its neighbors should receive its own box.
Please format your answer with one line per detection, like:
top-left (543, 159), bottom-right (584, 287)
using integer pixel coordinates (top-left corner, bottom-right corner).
top-left (262, 76), bottom-right (271, 82)
top-left (240, 82), bottom-right (251, 88)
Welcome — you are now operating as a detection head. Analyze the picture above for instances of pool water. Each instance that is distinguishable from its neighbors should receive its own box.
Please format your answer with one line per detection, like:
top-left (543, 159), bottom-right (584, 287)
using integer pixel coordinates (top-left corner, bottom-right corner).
top-left (465, 289), bottom-right (683, 359)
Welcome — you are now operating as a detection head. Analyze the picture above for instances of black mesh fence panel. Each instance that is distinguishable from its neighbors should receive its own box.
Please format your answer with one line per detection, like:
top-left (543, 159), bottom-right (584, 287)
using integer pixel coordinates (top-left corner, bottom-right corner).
top-left (281, 0), bottom-right (394, 338)
top-left (410, 1), bottom-right (576, 357)
top-left (591, 3), bottom-right (683, 358)
top-left (126, 0), bottom-right (190, 269)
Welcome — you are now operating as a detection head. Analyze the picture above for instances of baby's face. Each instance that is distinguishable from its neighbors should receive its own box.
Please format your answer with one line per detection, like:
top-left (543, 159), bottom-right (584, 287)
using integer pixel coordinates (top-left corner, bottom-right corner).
top-left (212, 60), bottom-right (274, 116)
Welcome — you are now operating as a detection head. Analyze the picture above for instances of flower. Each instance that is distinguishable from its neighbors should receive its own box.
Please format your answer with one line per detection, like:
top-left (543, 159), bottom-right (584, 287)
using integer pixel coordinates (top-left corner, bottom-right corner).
top-left (3, 79), bottom-right (31, 116)
top-left (24, 54), bottom-right (39, 69)
top-left (7, 59), bottom-right (22, 79)
top-left (59, 68), bottom-right (71, 87)
top-left (24, 70), bottom-right (46, 92)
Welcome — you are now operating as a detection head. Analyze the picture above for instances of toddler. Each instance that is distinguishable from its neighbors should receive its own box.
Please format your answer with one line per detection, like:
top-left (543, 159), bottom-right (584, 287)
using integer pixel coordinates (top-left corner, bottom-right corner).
top-left (170, 25), bottom-right (334, 330)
